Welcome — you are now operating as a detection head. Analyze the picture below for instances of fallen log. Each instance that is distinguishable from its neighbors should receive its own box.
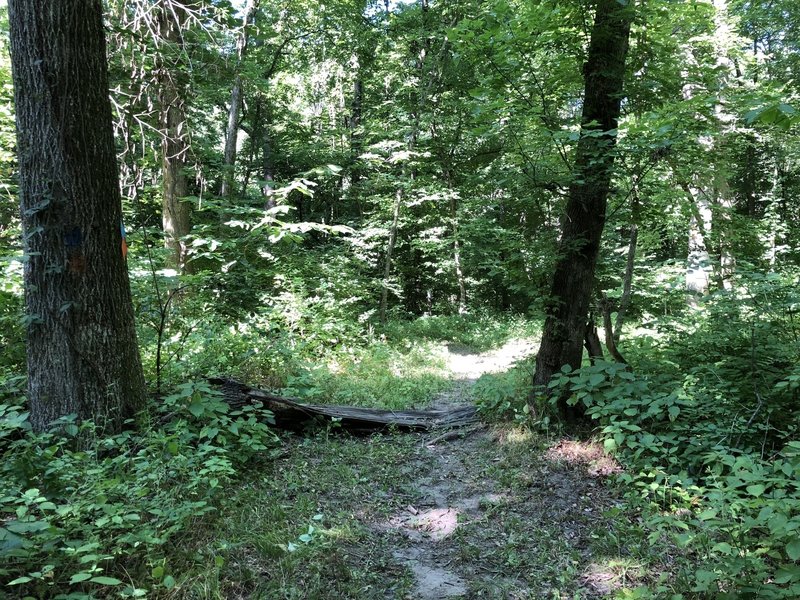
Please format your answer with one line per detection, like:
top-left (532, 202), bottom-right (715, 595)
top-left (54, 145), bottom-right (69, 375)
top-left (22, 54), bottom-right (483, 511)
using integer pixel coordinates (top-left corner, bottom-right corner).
top-left (209, 377), bottom-right (478, 433)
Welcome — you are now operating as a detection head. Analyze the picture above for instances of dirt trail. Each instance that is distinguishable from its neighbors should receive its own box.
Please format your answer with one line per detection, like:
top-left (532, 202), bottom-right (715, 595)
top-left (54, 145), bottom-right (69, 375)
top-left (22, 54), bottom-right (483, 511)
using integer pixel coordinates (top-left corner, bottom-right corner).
top-left (369, 340), bottom-right (623, 599)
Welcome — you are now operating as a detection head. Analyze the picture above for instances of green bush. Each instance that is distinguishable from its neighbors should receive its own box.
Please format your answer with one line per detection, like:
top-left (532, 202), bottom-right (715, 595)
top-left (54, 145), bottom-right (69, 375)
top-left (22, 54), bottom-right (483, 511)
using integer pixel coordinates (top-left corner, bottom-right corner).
top-left (550, 271), bottom-right (800, 598)
top-left (0, 382), bottom-right (279, 598)
top-left (473, 360), bottom-right (534, 424)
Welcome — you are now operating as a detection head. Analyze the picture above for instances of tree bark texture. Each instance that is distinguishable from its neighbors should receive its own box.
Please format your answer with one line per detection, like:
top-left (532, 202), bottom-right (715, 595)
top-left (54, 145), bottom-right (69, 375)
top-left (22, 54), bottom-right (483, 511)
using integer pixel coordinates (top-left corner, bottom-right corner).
top-left (8, 0), bottom-right (147, 433)
top-left (158, 0), bottom-right (192, 271)
top-left (532, 0), bottom-right (633, 422)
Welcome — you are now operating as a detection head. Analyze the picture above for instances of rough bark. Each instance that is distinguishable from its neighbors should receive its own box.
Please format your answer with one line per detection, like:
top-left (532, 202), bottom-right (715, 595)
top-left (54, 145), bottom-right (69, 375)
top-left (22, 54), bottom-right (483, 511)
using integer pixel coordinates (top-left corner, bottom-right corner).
top-left (531, 0), bottom-right (633, 422)
top-left (158, 0), bottom-right (191, 271)
top-left (212, 378), bottom-right (477, 433)
top-left (8, 0), bottom-right (147, 433)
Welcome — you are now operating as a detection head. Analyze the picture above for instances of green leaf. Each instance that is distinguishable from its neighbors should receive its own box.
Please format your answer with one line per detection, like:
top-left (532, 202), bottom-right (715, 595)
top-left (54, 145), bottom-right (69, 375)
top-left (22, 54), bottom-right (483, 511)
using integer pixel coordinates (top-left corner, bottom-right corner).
top-left (90, 576), bottom-right (123, 585)
top-left (70, 573), bottom-right (93, 583)
top-left (163, 575), bottom-right (176, 589)
top-left (588, 373), bottom-right (604, 387)
top-left (667, 405), bottom-right (680, 421)
top-left (746, 484), bottom-right (766, 497)
top-left (8, 576), bottom-right (33, 585)
top-left (786, 540), bottom-right (800, 561)
top-left (151, 566), bottom-right (164, 579)
top-left (774, 564), bottom-right (800, 584)
top-left (712, 542), bottom-right (733, 555)
top-left (188, 402), bottom-right (205, 418)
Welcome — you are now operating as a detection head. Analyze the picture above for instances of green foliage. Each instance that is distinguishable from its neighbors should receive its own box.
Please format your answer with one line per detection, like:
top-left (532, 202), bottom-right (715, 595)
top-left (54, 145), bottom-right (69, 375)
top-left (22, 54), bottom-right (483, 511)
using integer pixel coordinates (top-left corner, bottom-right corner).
top-left (550, 271), bottom-right (800, 597)
top-left (281, 339), bottom-right (449, 410)
top-left (0, 383), bottom-right (279, 597)
top-left (473, 361), bottom-right (533, 424)
top-left (385, 313), bottom-right (540, 353)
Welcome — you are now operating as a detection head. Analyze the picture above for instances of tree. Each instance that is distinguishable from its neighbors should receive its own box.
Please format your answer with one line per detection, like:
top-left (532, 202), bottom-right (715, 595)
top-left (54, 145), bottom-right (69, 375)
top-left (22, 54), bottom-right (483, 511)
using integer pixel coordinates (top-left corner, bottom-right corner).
top-left (158, 0), bottom-right (193, 271)
top-left (531, 0), bottom-right (633, 422)
top-left (220, 0), bottom-right (259, 199)
top-left (8, 0), bottom-right (147, 433)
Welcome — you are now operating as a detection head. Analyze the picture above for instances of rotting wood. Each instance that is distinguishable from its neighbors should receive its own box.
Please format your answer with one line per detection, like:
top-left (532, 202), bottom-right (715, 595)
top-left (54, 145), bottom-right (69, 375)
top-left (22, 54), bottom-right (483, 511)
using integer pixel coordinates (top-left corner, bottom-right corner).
top-left (209, 378), bottom-right (478, 433)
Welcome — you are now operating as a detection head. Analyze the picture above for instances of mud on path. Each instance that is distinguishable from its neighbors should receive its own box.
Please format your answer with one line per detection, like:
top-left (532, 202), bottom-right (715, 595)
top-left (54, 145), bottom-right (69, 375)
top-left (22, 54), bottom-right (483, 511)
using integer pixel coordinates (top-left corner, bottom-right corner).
top-left (240, 340), bottom-right (631, 599)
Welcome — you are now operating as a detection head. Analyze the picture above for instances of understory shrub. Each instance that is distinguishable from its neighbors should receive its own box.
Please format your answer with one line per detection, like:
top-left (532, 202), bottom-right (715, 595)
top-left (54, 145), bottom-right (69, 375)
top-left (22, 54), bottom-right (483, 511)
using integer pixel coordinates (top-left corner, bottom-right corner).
top-left (0, 382), bottom-right (279, 598)
top-left (552, 271), bottom-right (800, 598)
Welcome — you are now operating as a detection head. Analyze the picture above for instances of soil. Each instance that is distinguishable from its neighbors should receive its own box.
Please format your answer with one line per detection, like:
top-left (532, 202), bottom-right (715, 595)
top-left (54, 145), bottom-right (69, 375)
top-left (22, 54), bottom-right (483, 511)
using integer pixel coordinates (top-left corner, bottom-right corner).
top-left (364, 340), bottom-right (627, 599)
top-left (245, 339), bottom-right (631, 599)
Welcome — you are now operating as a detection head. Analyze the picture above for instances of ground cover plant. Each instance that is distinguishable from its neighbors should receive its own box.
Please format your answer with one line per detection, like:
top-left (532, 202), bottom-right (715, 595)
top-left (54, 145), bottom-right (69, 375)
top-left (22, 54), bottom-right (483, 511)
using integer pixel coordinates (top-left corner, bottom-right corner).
top-left (2, 0), bottom-right (800, 597)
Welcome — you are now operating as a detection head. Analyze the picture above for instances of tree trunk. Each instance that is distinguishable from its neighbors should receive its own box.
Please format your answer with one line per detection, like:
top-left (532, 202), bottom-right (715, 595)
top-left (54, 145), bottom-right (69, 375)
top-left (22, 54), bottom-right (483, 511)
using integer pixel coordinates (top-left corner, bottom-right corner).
top-left (159, 0), bottom-right (192, 271)
top-left (614, 190), bottom-right (639, 341)
top-left (681, 181), bottom-right (713, 300)
top-left (220, 74), bottom-right (243, 198)
top-left (221, 0), bottom-right (259, 198)
top-left (379, 189), bottom-right (403, 324)
top-left (8, 0), bottom-right (147, 433)
top-left (451, 193), bottom-right (467, 314)
top-left (531, 0), bottom-right (633, 423)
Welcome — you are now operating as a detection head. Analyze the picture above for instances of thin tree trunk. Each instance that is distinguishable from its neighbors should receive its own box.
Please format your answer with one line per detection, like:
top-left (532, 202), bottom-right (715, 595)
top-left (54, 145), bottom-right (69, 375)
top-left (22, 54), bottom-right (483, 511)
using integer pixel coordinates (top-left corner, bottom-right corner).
top-left (262, 131), bottom-right (276, 210)
top-left (220, 75), bottom-right (243, 198)
top-left (531, 0), bottom-right (633, 423)
top-left (221, 0), bottom-right (258, 198)
top-left (9, 0), bottom-right (147, 433)
top-left (380, 189), bottom-right (403, 323)
top-left (614, 188), bottom-right (638, 343)
top-left (443, 167), bottom-right (467, 314)
top-left (601, 295), bottom-right (627, 364)
top-left (680, 181), bottom-right (713, 301)
top-left (451, 195), bottom-right (467, 314)
top-left (584, 317), bottom-right (604, 364)
top-left (159, 0), bottom-right (192, 272)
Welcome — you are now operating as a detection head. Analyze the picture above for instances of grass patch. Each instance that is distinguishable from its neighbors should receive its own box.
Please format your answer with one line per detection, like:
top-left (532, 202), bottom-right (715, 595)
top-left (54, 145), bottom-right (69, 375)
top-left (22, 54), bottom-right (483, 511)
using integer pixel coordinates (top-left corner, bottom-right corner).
top-left (192, 432), bottom-right (429, 599)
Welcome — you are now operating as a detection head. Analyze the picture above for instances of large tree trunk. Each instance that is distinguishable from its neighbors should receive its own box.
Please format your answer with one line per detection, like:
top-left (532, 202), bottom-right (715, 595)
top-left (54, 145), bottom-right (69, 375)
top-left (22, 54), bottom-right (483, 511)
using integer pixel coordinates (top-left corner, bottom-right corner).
top-left (531, 0), bottom-right (633, 422)
top-left (159, 0), bottom-right (192, 271)
top-left (9, 0), bottom-right (147, 433)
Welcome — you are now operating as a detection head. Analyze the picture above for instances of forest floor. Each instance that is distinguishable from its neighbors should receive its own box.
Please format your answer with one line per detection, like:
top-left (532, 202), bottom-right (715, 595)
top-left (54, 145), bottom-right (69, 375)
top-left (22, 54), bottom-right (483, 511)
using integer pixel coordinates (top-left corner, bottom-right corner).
top-left (208, 340), bottom-right (647, 599)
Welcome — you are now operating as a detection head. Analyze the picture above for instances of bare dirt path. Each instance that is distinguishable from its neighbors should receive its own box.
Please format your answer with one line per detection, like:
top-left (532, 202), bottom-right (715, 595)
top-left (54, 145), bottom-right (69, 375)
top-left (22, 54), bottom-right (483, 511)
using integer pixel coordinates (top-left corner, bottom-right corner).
top-left (238, 341), bottom-right (629, 599)
top-left (368, 340), bottom-right (625, 599)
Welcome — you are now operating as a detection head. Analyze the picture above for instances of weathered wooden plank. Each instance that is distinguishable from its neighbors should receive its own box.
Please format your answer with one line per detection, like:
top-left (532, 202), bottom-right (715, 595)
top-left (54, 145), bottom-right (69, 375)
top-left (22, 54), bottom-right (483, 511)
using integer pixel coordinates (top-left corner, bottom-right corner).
top-left (209, 378), bottom-right (477, 433)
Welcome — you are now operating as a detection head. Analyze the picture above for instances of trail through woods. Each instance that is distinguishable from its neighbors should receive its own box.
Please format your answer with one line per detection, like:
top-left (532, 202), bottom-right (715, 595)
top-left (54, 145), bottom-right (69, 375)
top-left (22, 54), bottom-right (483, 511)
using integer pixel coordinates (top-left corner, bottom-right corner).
top-left (254, 340), bottom-right (630, 599)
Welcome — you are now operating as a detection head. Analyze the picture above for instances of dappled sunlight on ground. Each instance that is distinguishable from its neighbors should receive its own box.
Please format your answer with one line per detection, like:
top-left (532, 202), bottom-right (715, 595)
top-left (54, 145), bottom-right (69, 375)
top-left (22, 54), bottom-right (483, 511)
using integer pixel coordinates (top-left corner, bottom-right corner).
top-left (442, 338), bottom-right (536, 380)
top-left (580, 559), bottom-right (645, 596)
top-left (545, 439), bottom-right (623, 477)
top-left (493, 426), bottom-right (535, 446)
top-left (387, 506), bottom-right (461, 541)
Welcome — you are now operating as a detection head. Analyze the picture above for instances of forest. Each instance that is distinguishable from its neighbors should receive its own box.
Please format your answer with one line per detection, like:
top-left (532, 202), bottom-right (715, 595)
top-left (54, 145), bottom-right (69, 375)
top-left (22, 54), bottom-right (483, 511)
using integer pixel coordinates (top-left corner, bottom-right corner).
top-left (1, 0), bottom-right (799, 597)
